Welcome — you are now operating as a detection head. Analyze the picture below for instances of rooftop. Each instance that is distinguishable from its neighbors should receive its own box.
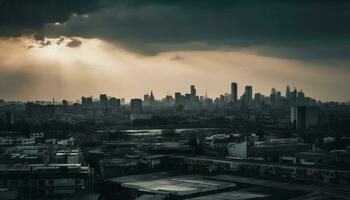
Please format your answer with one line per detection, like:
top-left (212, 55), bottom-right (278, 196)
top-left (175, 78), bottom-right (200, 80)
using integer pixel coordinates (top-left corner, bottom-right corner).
top-left (189, 190), bottom-right (269, 200)
top-left (0, 163), bottom-right (91, 174)
top-left (109, 172), bottom-right (236, 196)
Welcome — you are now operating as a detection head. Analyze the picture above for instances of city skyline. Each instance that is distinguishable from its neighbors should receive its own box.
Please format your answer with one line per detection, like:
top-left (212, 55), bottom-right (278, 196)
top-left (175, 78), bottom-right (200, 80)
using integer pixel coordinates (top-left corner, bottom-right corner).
top-left (2, 82), bottom-right (318, 104)
top-left (1, 2), bottom-right (350, 200)
top-left (0, 1), bottom-right (350, 102)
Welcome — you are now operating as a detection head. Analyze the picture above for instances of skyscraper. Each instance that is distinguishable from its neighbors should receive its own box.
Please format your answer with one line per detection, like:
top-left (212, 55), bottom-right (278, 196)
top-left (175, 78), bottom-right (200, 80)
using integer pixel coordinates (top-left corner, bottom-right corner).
top-left (231, 82), bottom-right (238, 102)
top-left (100, 94), bottom-right (108, 106)
top-left (149, 91), bottom-right (155, 105)
top-left (190, 85), bottom-right (196, 97)
top-left (286, 85), bottom-right (291, 99)
top-left (109, 97), bottom-right (121, 108)
top-left (244, 86), bottom-right (253, 103)
top-left (81, 96), bottom-right (87, 105)
top-left (270, 88), bottom-right (277, 104)
top-left (143, 93), bottom-right (150, 105)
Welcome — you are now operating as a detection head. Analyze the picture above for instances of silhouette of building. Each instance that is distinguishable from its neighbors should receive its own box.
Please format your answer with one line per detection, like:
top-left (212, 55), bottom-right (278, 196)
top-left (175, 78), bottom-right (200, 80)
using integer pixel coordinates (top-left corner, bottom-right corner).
top-left (149, 91), bottom-right (155, 105)
top-left (81, 97), bottom-right (87, 105)
top-left (109, 97), bottom-right (121, 108)
top-left (100, 94), bottom-right (108, 106)
top-left (286, 85), bottom-right (291, 100)
top-left (130, 99), bottom-right (142, 113)
top-left (190, 85), bottom-right (196, 98)
top-left (143, 93), bottom-right (150, 106)
top-left (244, 86), bottom-right (253, 103)
top-left (175, 92), bottom-right (184, 106)
top-left (231, 82), bottom-right (238, 102)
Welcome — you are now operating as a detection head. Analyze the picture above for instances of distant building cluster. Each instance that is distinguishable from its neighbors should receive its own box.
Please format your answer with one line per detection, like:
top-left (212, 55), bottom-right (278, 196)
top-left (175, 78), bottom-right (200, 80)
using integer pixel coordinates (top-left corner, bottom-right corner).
top-left (0, 82), bottom-right (350, 199)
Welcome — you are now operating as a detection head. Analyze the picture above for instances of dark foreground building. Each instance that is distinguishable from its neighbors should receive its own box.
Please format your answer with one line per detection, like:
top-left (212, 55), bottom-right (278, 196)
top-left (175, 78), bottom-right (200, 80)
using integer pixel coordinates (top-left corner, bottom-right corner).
top-left (0, 164), bottom-right (94, 199)
top-left (101, 172), bottom-right (237, 200)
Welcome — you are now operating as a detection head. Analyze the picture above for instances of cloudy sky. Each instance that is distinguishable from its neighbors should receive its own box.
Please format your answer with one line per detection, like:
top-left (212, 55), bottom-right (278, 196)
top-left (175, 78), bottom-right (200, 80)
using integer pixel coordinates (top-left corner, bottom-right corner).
top-left (0, 0), bottom-right (349, 102)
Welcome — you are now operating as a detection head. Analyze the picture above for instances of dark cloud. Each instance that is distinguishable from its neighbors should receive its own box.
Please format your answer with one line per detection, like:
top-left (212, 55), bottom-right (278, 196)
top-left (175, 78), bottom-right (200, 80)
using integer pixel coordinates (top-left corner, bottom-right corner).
top-left (66, 38), bottom-right (82, 48)
top-left (1, 0), bottom-right (350, 60)
top-left (0, 0), bottom-right (109, 36)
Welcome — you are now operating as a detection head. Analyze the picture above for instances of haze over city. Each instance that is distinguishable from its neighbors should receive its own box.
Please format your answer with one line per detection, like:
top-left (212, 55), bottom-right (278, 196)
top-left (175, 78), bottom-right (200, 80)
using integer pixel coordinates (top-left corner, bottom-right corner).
top-left (0, 1), bottom-right (349, 102)
top-left (1, 1), bottom-right (350, 200)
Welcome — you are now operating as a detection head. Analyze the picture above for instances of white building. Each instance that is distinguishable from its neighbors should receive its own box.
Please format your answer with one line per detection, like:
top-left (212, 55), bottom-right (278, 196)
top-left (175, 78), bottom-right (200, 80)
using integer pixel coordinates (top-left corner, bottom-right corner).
top-left (227, 142), bottom-right (247, 158)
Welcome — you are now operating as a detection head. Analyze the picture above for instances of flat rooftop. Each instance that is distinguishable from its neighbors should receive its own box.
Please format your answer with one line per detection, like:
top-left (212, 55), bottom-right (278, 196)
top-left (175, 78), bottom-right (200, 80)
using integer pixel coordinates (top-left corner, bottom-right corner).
top-left (189, 190), bottom-right (269, 200)
top-left (109, 172), bottom-right (236, 196)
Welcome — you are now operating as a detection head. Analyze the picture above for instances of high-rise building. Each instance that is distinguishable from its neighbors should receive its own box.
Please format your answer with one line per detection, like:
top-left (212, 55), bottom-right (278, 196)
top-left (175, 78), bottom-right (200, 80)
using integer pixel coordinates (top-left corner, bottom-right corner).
top-left (86, 97), bottom-right (93, 105)
top-left (286, 85), bottom-right (291, 99)
top-left (297, 90), bottom-right (305, 104)
top-left (175, 92), bottom-right (184, 106)
top-left (162, 95), bottom-right (174, 106)
top-left (190, 85), bottom-right (196, 97)
top-left (100, 94), bottom-right (108, 106)
top-left (276, 91), bottom-right (281, 99)
top-left (149, 91), bottom-right (155, 105)
top-left (290, 88), bottom-right (297, 105)
top-left (143, 93), bottom-right (150, 105)
top-left (254, 93), bottom-right (263, 103)
top-left (130, 98), bottom-right (142, 113)
top-left (109, 97), bottom-right (121, 108)
top-left (291, 106), bottom-right (319, 130)
top-left (81, 97), bottom-right (87, 105)
top-left (231, 82), bottom-right (238, 102)
top-left (244, 86), bottom-right (253, 103)
top-left (270, 88), bottom-right (277, 104)
top-left (271, 88), bottom-right (277, 96)
top-left (62, 100), bottom-right (68, 106)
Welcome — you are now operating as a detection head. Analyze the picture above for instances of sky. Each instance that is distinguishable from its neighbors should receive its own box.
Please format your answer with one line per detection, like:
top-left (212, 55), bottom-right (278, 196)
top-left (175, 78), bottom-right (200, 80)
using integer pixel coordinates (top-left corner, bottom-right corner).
top-left (0, 0), bottom-right (349, 102)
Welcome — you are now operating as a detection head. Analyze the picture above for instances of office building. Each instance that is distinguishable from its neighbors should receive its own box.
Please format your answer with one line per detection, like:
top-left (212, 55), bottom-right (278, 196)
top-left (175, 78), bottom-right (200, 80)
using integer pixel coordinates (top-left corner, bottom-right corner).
top-left (190, 85), bottom-right (196, 98)
top-left (230, 82), bottom-right (238, 102)
top-left (149, 91), bottom-right (155, 105)
top-left (100, 94), bottom-right (108, 106)
top-left (291, 106), bottom-right (319, 130)
top-left (244, 86), bottom-right (253, 103)
top-left (109, 97), bottom-right (121, 108)
top-left (286, 85), bottom-right (291, 99)
top-left (130, 99), bottom-right (142, 113)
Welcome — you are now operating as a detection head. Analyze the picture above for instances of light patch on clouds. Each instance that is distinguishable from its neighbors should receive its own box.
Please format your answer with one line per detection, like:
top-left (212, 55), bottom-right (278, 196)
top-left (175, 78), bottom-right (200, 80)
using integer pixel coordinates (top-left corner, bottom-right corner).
top-left (0, 37), bottom-right (349, 102)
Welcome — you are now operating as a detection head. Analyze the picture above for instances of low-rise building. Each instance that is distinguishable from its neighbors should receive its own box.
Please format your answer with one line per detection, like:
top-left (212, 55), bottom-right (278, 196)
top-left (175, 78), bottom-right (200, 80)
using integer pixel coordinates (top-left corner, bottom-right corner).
top-left (0, 164), bottom-right (94, 199)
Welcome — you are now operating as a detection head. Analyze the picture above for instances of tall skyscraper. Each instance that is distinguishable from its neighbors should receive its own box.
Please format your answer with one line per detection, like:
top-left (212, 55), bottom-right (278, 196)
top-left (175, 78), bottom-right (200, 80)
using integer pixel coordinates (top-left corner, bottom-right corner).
top-left (244, 86), bottom-right (253, 103)
top-left (286, 85), bottom-right (291, 99)
top-left (149, 91), bottom-right (155, 104)
top-left (190, 85), bottom-right (196, 97)
top-left (231, 82), bottom-right (238, 102)
top-left (270, 88), bottom-right (277, 104)
top-left (290, 88), bottom-right (297, 105)
top-left (297, 90), bottom-right (305, 105)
